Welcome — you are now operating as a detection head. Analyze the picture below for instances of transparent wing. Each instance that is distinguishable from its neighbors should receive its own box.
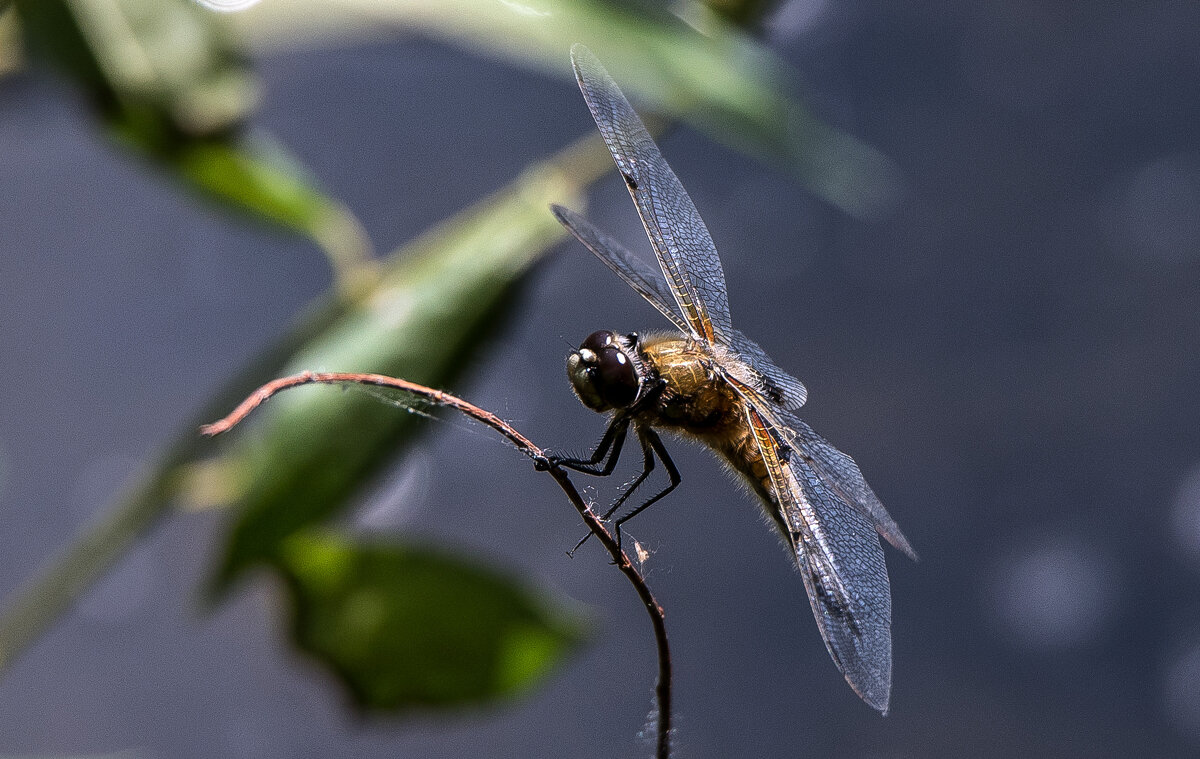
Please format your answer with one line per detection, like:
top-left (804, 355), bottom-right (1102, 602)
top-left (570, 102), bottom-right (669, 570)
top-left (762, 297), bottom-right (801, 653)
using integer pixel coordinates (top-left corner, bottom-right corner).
top-left (724, 328), bottom-right (809, 410)
top-left (570, 43), bottom-right (731, 344)
top-left (778, 408), bottom-right (916, 559)
top-left (550, 204), bottom-right (690, 335)
top-left (551, 202), bottom-right (809, 410)
top-left (567, 45), bottom-right (809, 409)
top-left (747, 406), bottom-right (895, 713)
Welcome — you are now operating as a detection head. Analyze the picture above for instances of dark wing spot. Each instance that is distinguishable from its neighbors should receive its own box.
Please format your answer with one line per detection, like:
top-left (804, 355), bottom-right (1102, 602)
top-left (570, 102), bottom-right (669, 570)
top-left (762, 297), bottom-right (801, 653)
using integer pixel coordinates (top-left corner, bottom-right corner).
top-left (766, 424), bottom-right (791, 462)
top-left (812, 573), bottom-right (861, 637)
top-left (777, 444), bottom-right (793, 464)
top-left (622, 172), bottom-right (639, 190)
top-left (799, 551), bottom-right (862, 639)
top-left (763, 378), bottom-right (785, 404)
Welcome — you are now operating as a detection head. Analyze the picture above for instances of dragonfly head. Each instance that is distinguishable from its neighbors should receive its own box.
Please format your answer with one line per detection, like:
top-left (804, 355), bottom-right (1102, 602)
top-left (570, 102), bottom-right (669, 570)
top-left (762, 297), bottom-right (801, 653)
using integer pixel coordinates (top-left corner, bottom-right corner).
top-left (567, 330), bottom-right (641, 412)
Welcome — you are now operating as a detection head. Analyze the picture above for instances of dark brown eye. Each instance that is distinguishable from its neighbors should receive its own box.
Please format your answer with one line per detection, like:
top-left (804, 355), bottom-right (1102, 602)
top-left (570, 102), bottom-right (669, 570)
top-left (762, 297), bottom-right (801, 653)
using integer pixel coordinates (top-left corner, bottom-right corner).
top-left (567, 331), bottom-right (641, 411)
top-left (581, 330), bottom-right (614, 353)
top-left (594, 346), bottom-right (638, 408)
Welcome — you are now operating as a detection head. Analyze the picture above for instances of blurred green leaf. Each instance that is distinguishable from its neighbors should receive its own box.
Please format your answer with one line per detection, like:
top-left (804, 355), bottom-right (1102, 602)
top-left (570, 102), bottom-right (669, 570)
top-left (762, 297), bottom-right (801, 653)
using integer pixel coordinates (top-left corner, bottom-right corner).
top-left (701, 0), bottom-right (782, 30)
top-left (0, 5), bottom-right (21, 78)
top-left (12, 0), bottom-right (370, 277)
top-left (162, 134), bottom-right (372, 281)
top-left (0, 132), bottom-right (613, 679)
top-left (232, 0), bottom-right (901, 218)
top-left (280, 531), bottom-right (586, 709)
top-left (202, 136), bottom-right (611, 707)
top-left (204, 133), bottom-right (614, 592)
top-left (0, 1), bottom-right (812, 709)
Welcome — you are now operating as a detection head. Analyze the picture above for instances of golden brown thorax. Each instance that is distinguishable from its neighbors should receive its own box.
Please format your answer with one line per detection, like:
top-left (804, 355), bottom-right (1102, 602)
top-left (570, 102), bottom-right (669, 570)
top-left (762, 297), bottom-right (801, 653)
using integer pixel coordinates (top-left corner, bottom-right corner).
top-left (636, 334), bottom-right (735, 430)
top-left (636, 334), bottom-right (777, 512)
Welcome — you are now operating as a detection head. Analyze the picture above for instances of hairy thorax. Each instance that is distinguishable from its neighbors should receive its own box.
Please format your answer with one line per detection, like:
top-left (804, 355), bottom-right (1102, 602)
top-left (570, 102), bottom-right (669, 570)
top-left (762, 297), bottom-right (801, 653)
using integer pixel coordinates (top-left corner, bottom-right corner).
top-left (636, 334), bottom-right (776, 507)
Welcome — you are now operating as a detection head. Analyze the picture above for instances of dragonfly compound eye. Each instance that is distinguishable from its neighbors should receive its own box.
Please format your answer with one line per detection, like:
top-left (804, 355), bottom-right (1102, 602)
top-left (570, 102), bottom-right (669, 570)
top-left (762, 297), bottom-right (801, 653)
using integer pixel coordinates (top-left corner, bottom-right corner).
top-left (594, 346), bottom-right (639, 408)
top-left (567, 331), bottom-right (640, 412)
top-left (581, 330), bottom-right (615, 353)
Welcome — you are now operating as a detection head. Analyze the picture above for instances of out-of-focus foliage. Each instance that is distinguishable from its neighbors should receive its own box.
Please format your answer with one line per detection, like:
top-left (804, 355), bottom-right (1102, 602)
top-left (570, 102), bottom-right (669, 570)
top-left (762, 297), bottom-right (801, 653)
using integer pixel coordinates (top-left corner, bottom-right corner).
top-left (0, 130), bottom-right (611, 703)
top-left (281, 532), bottom-right (586, 709)
top-left (0, 5), bottom-right (21, 78)
top-left (202, 136), bottom-right (612, 592)
top-left (187, 136), bottom-right (608, 706)
top-left (702, 0), bottom-right (781, 30)
top-left (182, 136), bottom-right (613, 709)
top-left (231, 0), bottom-right (900, 219)
top-left (10, 0), bottom-right (369, 278)
top-left (0, 0), bottom-right (890, 720)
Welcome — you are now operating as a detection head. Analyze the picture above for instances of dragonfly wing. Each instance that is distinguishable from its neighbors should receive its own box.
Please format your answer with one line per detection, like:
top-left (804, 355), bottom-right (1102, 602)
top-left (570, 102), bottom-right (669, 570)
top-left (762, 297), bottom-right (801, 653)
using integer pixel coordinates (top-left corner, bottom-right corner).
top-left (723, 328), bottom-right (809, 410)
top-left (779, 409), bottom-right (917, 560)
top-left (747, 406), bottom-right (894, 713)
top-left (550, 204), bottom-right (690, 335)
top-left (570, 44), bottom-right (732, 343)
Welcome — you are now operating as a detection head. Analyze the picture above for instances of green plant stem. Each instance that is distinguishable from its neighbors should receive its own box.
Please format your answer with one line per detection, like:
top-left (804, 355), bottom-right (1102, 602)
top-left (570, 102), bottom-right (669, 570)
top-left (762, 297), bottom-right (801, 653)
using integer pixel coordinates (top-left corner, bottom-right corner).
top-left (0, 451), bottom-right (176, 671)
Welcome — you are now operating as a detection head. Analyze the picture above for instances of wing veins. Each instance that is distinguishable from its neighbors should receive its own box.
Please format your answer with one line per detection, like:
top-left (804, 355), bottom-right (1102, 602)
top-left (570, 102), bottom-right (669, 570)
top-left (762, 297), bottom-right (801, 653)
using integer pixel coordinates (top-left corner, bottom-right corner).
top-left (746, 405), bottom-right (894, 713)
top-left (570, 44), bottom-right (730, 344)
top-left (550, 204), bottom-right (690, 334)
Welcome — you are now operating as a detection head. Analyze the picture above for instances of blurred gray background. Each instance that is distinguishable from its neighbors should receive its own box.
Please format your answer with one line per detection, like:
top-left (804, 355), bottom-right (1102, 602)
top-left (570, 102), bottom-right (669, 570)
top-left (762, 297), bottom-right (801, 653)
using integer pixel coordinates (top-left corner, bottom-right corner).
top-left (3, 1), bottom-right (1200, 756)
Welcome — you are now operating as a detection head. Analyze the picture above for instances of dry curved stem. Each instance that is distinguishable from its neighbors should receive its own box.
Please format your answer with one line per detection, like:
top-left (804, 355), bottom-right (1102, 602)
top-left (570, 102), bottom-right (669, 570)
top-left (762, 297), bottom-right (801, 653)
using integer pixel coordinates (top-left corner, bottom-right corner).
top-left (202, 371), bottom-right (673, 759)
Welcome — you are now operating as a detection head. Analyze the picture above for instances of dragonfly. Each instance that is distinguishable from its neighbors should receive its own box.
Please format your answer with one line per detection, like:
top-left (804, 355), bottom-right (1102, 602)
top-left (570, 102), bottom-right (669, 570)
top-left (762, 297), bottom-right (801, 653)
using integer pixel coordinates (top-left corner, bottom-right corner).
top-left (547, 44), bottom-right (917, 714)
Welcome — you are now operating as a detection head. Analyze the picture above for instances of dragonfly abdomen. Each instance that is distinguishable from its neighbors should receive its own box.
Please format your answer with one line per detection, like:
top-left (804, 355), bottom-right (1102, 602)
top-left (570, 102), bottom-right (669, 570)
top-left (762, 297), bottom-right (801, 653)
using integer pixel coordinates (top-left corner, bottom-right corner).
top-left (720, 421), bottom-right (794, 534)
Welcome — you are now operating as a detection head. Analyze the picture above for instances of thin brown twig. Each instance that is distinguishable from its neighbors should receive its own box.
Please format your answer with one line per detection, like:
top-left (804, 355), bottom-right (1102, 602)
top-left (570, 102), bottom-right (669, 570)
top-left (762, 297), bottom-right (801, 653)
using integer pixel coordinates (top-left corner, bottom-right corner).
top-left (202, 371), bottom-right (673, 759)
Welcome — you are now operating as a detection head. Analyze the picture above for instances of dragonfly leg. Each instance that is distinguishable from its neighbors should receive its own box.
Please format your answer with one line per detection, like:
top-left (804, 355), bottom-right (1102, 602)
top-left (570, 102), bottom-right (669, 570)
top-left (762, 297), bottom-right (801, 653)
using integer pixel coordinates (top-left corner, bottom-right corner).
top-left (611, 427), bottom-right (680, 552)
top-left (569, 427), bottom-right (658, 555)
top-left (540, 414), bottom-right (630, 476)
top-left (542, 377), bottom-right (666, 476)
top-left (600, 431), bottom-right (657, 520)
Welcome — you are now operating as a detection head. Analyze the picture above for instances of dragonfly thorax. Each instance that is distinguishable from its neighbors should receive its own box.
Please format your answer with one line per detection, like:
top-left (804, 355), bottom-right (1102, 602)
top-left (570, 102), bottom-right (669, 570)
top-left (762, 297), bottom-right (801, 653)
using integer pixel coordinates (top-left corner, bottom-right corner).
top-left (567, 330), bottom-right (645, 412)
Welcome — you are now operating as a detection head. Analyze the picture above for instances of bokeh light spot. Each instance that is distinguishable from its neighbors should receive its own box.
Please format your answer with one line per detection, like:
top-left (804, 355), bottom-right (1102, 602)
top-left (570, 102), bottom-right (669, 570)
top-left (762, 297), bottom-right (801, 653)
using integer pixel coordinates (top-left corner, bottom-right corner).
top-left (1169, 463), bottom-right (1200, 571)
top-left (1107, 153), bottom-right (1200, 265)
top-left (989, 539), bottom-right (1119, 648)
top-left (1164, 642), bottom-right (1200, 748)
top-left (768, 0), bottom-right (831, 40)
top-left (194, 0), bottom-right (263, 11)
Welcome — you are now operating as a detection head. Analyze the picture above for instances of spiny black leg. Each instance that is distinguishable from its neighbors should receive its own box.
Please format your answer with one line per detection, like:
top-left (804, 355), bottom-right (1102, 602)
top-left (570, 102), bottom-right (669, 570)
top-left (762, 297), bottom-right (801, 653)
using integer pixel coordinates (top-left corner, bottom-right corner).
top-left (600, 432), bottom-right (657, 520)
top-left (542, 414), bottom-right (630, 476)
top-left (541, 377), bottom-right (665, 476)
top-left (611, 427), bottom-right (681, 551)
top-left (570, 429), bottom-right (657, 555)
